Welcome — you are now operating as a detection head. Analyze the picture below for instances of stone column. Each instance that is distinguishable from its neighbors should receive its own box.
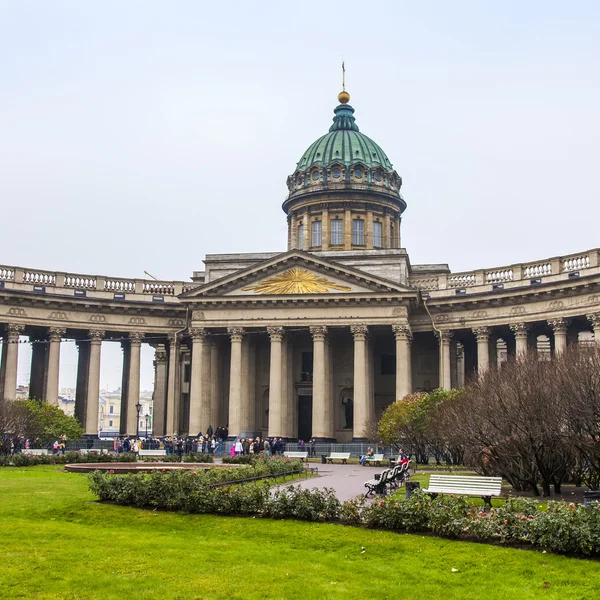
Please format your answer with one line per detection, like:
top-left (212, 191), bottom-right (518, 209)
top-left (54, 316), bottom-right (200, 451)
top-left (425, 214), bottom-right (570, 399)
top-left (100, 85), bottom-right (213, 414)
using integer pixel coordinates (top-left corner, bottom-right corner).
top-left (74, 340), bottom-right (90, 426)
top-left (587, 313), bottom-right (600, 347)
top-left (548, 318), bottom-right (569, 354)
top-left (456, 344), bottom-right (465, 388)
top-left (227, 327), bottom-right (244, 437)
top-left (344, 206), bottom-right (352, 250)
top-left (165, 333), bottom-right (180, 435)
top-left (310, 325), bottom-right (333, 439)
top-left (510, 323), bottom-right (530, 355)
top-left (393, 324), bottom-right (412, 400)
top-left (29, 335), bottom-right (47, 401)
top-left (189, 328), bottom-right (211, 435)
top-left (383, 211), bottom-right (391, 249)
top-left (473, 327), bottom-right (491, 375)
top-left (283, 337), bottom-right (295, 439)
top-left (2, 324), bottom-right (24, 401)
top-left (290, 213), bottom-right (297, 249)
top-left (267, 327), bottom-right (284, 437)
top-left (123, 332), bottom-right (142, 436)
top-left (366, 208), bottom-right (374, 249)
top-left (351, 324), bottom-right (371, 439)
top-left (152, 345), bottom-right (168, 436)
top-left (209, 340), bottom-right (221, 429)
top-left (85, 330), bottom-right (104, 436)
top-left (321, 205), bottom-right (330, 250)
top-left (0, 336), bottom-right (6, 400)
top-left (435, 330), bottom-right (452, 390)
top-left (44, 327), bottom-right (65, 405)
top-left (302, 211), bottom-right (310, 251)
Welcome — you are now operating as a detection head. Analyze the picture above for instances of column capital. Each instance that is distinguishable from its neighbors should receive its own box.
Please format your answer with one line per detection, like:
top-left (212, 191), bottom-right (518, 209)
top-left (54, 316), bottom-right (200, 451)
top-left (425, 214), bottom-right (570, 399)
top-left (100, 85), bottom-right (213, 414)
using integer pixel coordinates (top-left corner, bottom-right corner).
top-left (6, 323), bottom-right (25, 339)
top-left (392, 323), bottom-right (412, 342)
top-left (154, 348), bottom-right (168, 363)
top-left (472, 326), bottom-right (491, 341)
top-left (267, 326), bottom-right (285, 341)
top-left (350, 324), bottom-right (368, 340)
top-left (309, 325), bottom-right (328, 340)
top-left (587, 312), bottom-right (600, 329)
top-left (509, 322), bottom-right (529, 338)
top-left (88, 330), bottom-right (105, 342)
top-left (190, 327), bottom-right (209, 341)
top-left (435, 329), bottom-right (453, 343)
top-left (168, 332), bottom-right (181, 345)
top-left (129, 331), bottom-right (144, 344)
top-left (548, 317), bottom-right (570, 334)
top-left (228, 326), bottom-right (244, 342)
top-left (48, 327), bottom-right (66, 341)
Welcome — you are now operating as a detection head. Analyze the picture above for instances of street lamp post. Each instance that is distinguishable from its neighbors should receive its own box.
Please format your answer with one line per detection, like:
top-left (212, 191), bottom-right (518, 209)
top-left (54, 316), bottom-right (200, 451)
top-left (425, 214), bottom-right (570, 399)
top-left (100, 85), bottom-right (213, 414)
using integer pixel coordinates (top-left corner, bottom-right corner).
top-left (135, 402), bottom-right (142, 440)
top-left (145, 414), bottom-right (149, 440)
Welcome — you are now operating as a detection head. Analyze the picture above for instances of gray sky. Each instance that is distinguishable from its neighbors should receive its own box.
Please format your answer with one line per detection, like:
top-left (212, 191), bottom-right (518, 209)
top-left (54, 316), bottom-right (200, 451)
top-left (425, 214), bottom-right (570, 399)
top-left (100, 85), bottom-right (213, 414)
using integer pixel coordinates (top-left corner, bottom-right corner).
top-left (2, 0), bottom-right (600, 390)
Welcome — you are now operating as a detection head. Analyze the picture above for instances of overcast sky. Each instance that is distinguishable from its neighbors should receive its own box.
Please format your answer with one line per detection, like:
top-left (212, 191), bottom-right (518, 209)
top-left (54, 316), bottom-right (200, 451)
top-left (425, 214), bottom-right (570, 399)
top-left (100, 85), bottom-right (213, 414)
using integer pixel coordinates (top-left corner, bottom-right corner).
top-left (2, 0), bottom-right (599, 390)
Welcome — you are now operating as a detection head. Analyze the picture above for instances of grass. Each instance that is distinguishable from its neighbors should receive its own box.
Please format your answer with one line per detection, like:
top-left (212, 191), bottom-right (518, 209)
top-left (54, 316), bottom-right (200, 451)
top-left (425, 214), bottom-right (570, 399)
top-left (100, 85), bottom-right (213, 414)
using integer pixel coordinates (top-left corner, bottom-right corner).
top-left (1, 466), bottom-right (599, 600)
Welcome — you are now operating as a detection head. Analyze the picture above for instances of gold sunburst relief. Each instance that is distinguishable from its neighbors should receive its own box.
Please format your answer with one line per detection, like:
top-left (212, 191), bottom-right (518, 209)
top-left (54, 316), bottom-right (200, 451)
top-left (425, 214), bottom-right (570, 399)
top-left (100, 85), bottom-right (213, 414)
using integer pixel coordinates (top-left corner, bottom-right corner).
top-left (241, 267), bottom-right (352, 295)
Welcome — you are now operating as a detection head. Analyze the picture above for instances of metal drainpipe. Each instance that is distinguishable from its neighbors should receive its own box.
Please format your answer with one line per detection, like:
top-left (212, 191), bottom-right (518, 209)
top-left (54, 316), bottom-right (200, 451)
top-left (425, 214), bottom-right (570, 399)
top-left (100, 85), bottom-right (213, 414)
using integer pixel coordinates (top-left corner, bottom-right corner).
top-left (423, 297), bottom-right (445, 389)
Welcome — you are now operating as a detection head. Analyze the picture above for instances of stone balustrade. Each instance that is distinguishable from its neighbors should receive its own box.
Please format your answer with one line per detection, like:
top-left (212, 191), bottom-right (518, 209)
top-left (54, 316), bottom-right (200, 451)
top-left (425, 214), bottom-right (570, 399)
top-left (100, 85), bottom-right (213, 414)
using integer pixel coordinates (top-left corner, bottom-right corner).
top-left (0, 264), bottom-right (195, 302)
top-left (410, 248), bottom-right (600, 295)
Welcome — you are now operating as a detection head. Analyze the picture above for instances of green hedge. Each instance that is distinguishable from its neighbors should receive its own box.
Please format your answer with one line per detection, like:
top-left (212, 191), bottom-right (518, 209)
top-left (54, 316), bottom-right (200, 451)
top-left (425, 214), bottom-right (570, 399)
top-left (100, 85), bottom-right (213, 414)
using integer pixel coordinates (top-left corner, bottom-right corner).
top-left (88, 466), bottom-right (600, 557)
top-left (0, 451), bottom-right (137, 467)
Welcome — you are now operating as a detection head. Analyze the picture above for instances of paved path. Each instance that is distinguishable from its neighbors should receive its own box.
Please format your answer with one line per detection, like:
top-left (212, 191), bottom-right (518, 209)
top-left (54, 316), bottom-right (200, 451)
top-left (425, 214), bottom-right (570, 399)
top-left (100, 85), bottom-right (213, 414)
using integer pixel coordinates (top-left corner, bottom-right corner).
top-left (286, 463), bottom-right (378, 501)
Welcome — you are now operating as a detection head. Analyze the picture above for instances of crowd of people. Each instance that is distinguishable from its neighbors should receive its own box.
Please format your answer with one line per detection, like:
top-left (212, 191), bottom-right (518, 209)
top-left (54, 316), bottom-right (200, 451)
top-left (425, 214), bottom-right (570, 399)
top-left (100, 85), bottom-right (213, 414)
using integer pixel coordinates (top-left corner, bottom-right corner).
top-left (113, 425), bottom-right (229, 459)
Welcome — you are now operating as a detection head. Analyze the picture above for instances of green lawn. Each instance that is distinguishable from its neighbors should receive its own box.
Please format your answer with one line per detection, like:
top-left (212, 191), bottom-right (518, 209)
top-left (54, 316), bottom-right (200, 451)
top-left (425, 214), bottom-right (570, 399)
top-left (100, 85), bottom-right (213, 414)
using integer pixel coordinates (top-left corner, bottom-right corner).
top-left (1, 466), bottom-right (599, 600)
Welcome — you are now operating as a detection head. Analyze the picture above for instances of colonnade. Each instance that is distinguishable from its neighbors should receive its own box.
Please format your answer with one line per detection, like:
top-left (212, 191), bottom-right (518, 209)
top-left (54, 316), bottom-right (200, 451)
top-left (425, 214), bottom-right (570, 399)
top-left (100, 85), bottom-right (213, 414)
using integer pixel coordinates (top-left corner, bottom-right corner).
top-left (0, 326), bottom-right (159, 438)
top-left (2, 311), bottom-right (599, 440)
top-left (435, 313), bottom-right (600, 390)
top-left (187, 322), bottom-right (413, 441)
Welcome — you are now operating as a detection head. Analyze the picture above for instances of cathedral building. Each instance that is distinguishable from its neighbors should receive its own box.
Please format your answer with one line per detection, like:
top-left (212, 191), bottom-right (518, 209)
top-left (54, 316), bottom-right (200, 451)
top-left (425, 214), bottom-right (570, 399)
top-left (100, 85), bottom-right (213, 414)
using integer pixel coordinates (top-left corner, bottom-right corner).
top-left (1, 88), bottom-right (599, 441)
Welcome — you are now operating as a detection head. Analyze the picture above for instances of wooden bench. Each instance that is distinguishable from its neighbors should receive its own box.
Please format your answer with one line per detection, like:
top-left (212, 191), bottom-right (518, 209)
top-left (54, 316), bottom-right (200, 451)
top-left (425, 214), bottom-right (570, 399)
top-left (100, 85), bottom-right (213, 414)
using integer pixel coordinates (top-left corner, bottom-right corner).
top-left (423, 474), bottom-right (503, 508)
top-left (364, 469), bottom-right (391, 497)
top-left (138, 449), bottom-right (167, 457)
top-left (364, 453), bottom-right (384, 466)
top-left (326, 452), bottom-right (351, 464)
top-left (284, 451), bottom-right (308, 461)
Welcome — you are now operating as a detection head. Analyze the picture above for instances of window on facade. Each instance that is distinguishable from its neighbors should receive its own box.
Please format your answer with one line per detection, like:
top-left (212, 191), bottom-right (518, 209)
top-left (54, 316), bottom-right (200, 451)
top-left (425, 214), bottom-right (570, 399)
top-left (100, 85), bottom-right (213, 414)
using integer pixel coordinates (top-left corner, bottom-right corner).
top-left (390, 224), bottom-right (395, 248)
top-left (301, 352), bottom-right (313, 379)
top-left (311, 220), bottom-right (322, 247)
top-left (109, 405), bottom-right (114, 414)
top-left (330, 219), bottom-right (342, 245)
top-left (109, 420), bottom-right (113, 427)
top-left (184, 364), bottom-right (191, 383)
top-left (381, 355), bottom-right (396, 375)
top-left (373, 221), bottom-right (382, 248)
top-left (352, 219), bottom-right (364, 245)
top-left (297, 224), bottom-right (304, 250)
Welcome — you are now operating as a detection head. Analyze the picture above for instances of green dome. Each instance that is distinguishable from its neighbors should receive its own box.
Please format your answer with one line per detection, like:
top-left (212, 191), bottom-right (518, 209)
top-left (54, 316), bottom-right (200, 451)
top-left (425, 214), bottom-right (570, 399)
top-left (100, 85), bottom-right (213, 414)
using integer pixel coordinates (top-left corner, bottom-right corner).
top-left (296, 104), bottom-right (394, 171)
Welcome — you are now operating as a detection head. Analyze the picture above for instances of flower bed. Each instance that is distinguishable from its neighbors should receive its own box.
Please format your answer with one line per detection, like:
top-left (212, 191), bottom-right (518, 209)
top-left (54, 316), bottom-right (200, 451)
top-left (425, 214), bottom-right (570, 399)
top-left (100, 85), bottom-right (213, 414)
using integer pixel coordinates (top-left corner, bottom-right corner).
top-left (87, 467), bottom-right (600, 556)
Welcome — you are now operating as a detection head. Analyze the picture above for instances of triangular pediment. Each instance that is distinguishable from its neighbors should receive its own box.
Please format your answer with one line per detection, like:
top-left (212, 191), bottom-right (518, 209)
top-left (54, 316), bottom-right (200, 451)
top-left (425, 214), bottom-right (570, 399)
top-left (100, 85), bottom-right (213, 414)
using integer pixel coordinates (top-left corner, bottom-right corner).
top-left (180, 250), bottom-right (416, 299)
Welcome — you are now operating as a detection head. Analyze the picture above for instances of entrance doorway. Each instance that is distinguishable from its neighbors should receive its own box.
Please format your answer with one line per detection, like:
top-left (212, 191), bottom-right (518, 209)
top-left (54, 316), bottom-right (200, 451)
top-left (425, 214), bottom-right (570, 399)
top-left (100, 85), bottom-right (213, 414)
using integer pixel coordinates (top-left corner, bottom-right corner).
top-left (297, 395), bottom-right (312, 442)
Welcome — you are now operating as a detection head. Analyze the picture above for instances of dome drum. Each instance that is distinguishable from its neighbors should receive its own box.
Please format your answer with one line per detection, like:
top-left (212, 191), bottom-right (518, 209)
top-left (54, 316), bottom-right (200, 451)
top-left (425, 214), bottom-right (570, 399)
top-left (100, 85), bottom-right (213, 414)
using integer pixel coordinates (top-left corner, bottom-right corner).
top-left (283, 93), bottom-right (406, 253)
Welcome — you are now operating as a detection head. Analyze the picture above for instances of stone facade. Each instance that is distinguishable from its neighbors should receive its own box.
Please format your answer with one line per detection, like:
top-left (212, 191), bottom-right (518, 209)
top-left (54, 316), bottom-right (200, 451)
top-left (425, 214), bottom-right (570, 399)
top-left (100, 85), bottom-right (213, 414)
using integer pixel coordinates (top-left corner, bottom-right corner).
top-left (1, 93), bottom-right (599, 441)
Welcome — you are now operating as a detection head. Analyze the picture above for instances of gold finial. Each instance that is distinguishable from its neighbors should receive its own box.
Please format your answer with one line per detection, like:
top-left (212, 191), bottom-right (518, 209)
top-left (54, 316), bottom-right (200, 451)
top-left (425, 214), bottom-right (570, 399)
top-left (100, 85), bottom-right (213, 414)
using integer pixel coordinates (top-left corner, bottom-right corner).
top-left (338, 61), bottom-right (350, 104)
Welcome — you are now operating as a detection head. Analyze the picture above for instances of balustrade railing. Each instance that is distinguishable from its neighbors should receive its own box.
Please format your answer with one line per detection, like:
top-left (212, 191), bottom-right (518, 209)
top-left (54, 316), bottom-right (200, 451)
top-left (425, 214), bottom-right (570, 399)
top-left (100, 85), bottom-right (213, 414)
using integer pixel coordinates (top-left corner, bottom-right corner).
top-left (104, 279), bottom-right (136, 293)
top-left (63, 275), bottom-right (97, 289)
top-left (0, 267), bottom-right (14, 281)
top-left (23, 270), bottom-right (56, 285)
top-left (408, 248), bottom-right (599, 294)
top-left (0, 263), bottom-right (190, 302)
